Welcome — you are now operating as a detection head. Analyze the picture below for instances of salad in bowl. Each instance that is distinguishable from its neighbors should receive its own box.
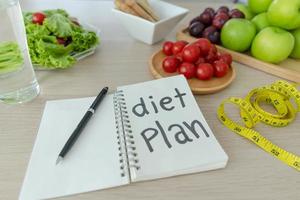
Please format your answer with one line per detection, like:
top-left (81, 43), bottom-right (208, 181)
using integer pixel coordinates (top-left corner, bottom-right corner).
top-left (23, 9), bottom-right (100, 69)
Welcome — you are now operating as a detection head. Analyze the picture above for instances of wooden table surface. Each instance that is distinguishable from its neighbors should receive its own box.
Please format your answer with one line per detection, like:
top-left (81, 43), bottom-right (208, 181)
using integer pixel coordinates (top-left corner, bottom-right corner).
top-left (0, 0), bottom-right (299, 199)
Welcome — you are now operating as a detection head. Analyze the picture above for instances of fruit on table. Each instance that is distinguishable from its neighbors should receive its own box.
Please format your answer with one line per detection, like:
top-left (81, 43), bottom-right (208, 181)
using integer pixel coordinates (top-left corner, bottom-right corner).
top-left (216, 6), bottom-right (230, 14)
top-left (160, 39), bottom-right (232, 80)
top-left (207, 31), bottom-right (220, 44)
top-left (202, 25), bottom-right (220, 44)
top-left (196, 63), bottom-right (214, 80)
top-left (199, 12), bottom-right (213, 26)
top-left (251, 12), bottom-right (270, 32)
top-left (182, 45), bottom-right (201, 63)
top-left (221, 18), bottom-right (256, 52)
top-left (204, 8), bottom-right (215, 18)
top-left (289, 28), bottom-right (300, 59)
top-left (188, 6), bottom-right (245, 44)
top-left (178, 62), bottom-right (196, 79)
top-left (162, 56), bottom-right (180, 73)
top-left (251, 27), bottom-right (295, 63)
top-left (202, 26), bottom-right (217, 39)
top-left (205, 45), bottom-right (218, 63)
top-left (172, 41), bottom-right (188, 56)
top-left (162, 41), bottom-right (174, 56)
top-left (213, 12), bottom-right (230, 29)
top-left (234, 3), bottom-right (254, 20)
top-left (218, 53), bottom-right (232, 66)
top-left (248, 0), bottom-right (272, 14)
top-left (213, 60), bottom-right (229, 77)
top-left (229, 9), bottom-right (245, 19)
top-left (267, 0), bottom-right (300, 30)
top-left (193, 38), bottom-right (212, 56)
top-left (189, 22), bottom-right (205, 38)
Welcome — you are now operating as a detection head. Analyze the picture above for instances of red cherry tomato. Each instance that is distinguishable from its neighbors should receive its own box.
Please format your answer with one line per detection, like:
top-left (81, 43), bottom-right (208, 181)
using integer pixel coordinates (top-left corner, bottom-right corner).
top-left (57, 37), bottom-right (66, 45)
top-left (172, 41), bottom-right (188, 55)
top-left (211, 44), bottom-right (217, 54)
top-left (162, 56), bottom-right (180, 73)
top-left (175, 51), bottom-right (184, 62)
top-left (178, 62), bottom-right (196, 79)
top-left (182, 45), bottom-right (201, 63)
top-left (195, 57), bottom-right (206, 65)
top-left (205, 48), bottom-right (218, 63)
top-left (193, 38), bottom-right (212, 56)
top-left (32, 12), bottom-right (46, 25)
top-left (196, 63), bottom-right (214, 80)
top-left (162, 41), bottom-right (174, 56)
top-left (213, 60), bottom-right (229, 77)
top-left (219, 53), bottom-right (232, 66)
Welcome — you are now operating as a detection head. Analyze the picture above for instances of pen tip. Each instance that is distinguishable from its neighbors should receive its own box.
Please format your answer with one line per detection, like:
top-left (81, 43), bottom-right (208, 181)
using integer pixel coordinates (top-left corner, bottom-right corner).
top-left (104, 87), bottom-right (109, 91)
top-left (56, 156), bottom-right (63, 165)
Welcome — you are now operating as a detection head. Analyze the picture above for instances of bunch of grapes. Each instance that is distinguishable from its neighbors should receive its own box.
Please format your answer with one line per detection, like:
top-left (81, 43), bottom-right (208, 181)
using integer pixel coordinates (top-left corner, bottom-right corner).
top-left (188, 6), bottom-right (245, 44)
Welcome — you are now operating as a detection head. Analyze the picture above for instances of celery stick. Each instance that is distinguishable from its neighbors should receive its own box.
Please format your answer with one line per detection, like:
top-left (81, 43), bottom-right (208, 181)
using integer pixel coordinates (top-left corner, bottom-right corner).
top-left (0, 41), bottom-right (24, 74)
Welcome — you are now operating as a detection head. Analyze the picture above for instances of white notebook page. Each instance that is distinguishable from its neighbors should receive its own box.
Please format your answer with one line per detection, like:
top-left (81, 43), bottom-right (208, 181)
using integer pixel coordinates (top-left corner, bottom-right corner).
top-left (118, 76), bottom-right (228, 182)
top-left (19, 95), bottom-right (129, 200)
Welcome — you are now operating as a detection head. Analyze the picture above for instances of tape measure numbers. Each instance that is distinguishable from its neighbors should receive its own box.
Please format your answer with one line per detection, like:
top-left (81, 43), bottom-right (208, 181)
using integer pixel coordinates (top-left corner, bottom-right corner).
top-left (217, 80), bottom-right (300, 171)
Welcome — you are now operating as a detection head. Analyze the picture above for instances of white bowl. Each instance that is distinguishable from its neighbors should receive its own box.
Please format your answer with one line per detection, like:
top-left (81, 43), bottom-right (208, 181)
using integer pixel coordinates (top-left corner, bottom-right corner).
top-left (112, 0), bottom-right (189, 45)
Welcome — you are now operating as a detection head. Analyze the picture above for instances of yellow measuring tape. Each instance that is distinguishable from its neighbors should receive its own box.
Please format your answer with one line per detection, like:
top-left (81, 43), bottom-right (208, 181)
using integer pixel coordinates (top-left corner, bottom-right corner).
top-left (217, 80), bottom-right (300, 171)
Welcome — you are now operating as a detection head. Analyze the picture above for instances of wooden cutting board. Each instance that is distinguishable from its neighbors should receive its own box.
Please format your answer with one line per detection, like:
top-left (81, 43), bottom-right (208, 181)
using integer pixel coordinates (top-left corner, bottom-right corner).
top-left (177, 28), bottom-right (300, 83)
top-left (149, 50), bottom-right (236, 94)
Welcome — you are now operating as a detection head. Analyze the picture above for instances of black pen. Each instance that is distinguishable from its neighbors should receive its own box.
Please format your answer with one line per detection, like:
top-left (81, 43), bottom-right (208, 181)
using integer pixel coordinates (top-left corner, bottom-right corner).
top-left (56, 87), bottom-right (109, 165)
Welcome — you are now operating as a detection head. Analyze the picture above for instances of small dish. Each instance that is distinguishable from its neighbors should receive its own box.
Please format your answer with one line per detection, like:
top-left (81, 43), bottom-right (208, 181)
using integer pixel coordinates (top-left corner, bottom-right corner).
top-left (112, 0), bottom-right (189, 45)
top-left (33, 23), bottom-right (100, 70)
top-left (149, 50), bottom-right (236, 94)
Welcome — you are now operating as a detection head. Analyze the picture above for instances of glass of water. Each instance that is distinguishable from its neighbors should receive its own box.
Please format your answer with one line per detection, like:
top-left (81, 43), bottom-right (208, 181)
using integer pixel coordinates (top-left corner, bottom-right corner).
top-left (0, 0), bottom-right (40, 104)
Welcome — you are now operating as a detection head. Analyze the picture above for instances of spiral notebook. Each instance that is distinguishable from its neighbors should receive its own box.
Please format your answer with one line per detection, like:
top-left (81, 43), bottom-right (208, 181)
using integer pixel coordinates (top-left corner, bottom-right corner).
top-left (20, 75), bottom-right (228, 200)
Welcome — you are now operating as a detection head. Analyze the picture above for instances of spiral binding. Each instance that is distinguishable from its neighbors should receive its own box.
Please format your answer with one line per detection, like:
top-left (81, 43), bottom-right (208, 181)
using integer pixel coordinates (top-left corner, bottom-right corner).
top-left (113, 90), bottom-right (140, 178)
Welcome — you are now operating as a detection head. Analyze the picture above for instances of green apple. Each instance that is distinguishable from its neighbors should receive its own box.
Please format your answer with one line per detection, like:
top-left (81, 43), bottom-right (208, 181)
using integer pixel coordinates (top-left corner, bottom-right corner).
top-left (290, 28), bottom-right (300, 59)
top-left (248, 0), bottom-right (273, 14)
top-left (251, 27), bottom-right (295, 63)
top-left (267, 0), bottom-right (300, 30)
top-left (234, 3), bottom-right (255, 20)
top-left (251, 13), bottom-right (270, 32)
top-left (221, 19), bottom-right (256, 52)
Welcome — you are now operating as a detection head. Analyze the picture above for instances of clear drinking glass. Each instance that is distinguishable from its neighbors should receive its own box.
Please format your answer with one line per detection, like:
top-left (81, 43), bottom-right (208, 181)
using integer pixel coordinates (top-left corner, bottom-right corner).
top-left (0, 0), bottom-right (40, 104)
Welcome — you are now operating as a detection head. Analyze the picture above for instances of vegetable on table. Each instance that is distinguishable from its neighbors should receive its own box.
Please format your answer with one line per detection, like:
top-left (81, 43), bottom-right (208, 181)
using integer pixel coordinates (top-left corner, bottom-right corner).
top-left (0, 42), bottom-right (24, 75)
top-left (23, 9), bottom-right (99, 69)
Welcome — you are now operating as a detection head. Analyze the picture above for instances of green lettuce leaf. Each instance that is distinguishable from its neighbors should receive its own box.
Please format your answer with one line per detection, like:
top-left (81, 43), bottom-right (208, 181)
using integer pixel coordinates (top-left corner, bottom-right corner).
top-left (72, 31), bottom-right (99, 52)
top-left (44, 13), bottom-right (73, 38)
top-left (43, 9), bottom-right (69, 17)
top-left (33, 40), bottom-right (75, 69)
top-left (23, 12), bottom-right (33, 25)
top-left (42, 41), bottom-right (74, 56)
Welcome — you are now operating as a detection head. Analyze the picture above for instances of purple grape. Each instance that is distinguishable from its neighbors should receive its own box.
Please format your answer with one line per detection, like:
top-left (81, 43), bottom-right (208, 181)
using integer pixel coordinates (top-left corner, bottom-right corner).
top-left (189, 22), bottom-right (205, 38)
top-left (229, 9), bottom-right (245, 19)
top-left (204, 7), bottom-right (215, 18)
top-left (217, 6), bottom-right (229, 14)
top-left (213, 12), bottom-right (230, 29)
top-left (208, 31), bottom-right (220, 44)
top-left (202, 26), bottom-right (217, 39)
top-left (199, 12), bottom-right (213, 25)
top-left (189, 17), bottom-right (200, 25)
